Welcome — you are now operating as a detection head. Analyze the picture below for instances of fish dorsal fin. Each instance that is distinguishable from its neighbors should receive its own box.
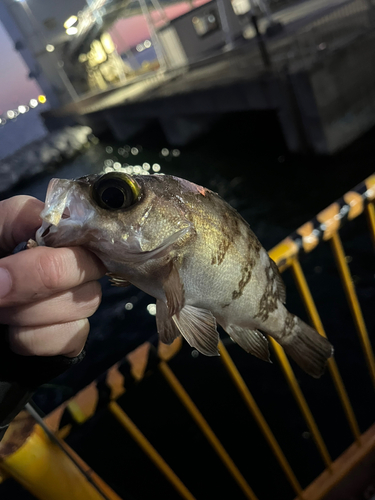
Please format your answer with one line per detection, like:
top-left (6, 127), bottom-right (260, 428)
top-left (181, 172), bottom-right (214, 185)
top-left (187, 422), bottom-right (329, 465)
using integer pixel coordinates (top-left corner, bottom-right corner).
top-left (163, 261), bottom-right (185, 317)
top-left (225, 325), bottom-right (271, 362)
top-left (173, 305), bottom-right (220, 356)
top-left (270, 258), bottom-right (286, 304)
top-left (156, 299), bottom-right (181, 344)
top-left (107, 273), bottom-right (132, 287)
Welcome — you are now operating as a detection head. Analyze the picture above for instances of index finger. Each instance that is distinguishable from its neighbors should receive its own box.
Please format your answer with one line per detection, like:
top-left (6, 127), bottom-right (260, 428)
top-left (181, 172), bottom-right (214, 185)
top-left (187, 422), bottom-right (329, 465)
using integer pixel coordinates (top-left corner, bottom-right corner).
top-left (0, 196), bottom-right (44, 257)
top-left (0, 245), bottom-right (106, 307)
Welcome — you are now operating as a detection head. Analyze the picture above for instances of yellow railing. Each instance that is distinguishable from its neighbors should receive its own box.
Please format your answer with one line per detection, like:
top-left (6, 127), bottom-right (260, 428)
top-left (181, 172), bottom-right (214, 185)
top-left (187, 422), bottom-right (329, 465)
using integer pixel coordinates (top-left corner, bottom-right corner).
top-left (1, 174), bottom-right (375, 500)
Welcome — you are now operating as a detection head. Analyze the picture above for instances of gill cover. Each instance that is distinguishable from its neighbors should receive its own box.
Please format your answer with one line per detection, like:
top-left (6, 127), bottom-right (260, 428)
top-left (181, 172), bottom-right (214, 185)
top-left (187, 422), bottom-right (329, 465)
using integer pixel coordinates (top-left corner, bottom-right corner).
top-left (92, 172), bottom-right (142, 210)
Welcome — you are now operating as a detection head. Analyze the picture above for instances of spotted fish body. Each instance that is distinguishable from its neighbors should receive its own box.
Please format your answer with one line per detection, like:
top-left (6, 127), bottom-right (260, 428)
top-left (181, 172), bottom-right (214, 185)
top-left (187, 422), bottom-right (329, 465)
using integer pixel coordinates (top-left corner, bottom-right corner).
top-left (36, 172), bottom-right (333, 377)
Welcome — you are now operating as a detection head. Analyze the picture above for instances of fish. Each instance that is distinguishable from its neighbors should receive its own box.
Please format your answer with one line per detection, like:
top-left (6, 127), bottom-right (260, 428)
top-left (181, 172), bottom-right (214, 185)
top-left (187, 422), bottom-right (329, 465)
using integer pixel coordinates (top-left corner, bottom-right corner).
top-left (35, 169), bottom-right (333, 378)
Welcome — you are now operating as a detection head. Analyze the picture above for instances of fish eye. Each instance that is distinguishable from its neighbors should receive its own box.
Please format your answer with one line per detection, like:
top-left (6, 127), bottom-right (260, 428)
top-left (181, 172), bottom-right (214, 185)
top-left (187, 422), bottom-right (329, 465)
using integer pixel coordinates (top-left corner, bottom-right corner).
top-left (93, 173), bottom-right (141, 210)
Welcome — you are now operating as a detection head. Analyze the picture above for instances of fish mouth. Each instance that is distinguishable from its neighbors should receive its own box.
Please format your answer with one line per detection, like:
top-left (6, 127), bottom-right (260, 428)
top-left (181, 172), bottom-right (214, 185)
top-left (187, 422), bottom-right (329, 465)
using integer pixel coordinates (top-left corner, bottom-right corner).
top-left (36, 178), bottom-right (93, 246)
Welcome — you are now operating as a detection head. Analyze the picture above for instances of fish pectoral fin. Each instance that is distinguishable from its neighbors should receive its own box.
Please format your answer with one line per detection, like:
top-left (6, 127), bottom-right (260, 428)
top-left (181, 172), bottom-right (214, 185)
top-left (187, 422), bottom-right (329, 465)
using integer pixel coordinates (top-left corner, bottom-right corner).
top-left (106, 273), bottom-right (132, 287)
top-left (172, 305), bottom-right (220, 356)
top-left (225, 325), bottom-right (271, 362)
top-left (270, 258), bottom-right (286, 304)
top-left (163, 261), bottom-right (185, 317)
top-left (156, 300), bottom-right (181, 344)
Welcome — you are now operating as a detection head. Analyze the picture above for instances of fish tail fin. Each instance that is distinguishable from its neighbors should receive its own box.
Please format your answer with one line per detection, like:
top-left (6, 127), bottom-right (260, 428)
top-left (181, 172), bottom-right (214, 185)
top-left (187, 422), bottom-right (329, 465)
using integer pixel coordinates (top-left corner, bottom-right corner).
top-left (279, 315), bottom-right (333, 378)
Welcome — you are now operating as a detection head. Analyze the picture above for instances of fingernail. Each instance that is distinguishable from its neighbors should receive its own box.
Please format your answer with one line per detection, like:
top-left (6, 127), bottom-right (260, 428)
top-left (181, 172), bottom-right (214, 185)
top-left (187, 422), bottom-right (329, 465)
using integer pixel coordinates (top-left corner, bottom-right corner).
top-left (0, 268), bottom-right (12, 298)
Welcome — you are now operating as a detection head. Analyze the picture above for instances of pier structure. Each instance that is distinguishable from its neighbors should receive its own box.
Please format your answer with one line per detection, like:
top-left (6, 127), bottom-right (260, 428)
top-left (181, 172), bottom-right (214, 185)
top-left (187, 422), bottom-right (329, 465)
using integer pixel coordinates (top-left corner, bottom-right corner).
top-left (1, 0), bottom-right (375, 154)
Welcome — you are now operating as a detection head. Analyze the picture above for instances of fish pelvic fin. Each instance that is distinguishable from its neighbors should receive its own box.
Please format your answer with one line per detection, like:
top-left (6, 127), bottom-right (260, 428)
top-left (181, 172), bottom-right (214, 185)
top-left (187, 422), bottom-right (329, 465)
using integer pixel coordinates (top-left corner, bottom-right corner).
top-left (278, 315), bottom-right (333, 378)
top-left (156, 300), bottom-right (181, 344)
top-left (225, 325), bottom-right (271, 362)
top-left (172, 305), bottom-right (220, 356)
top-left (163, 261), bottom-right (185, 317)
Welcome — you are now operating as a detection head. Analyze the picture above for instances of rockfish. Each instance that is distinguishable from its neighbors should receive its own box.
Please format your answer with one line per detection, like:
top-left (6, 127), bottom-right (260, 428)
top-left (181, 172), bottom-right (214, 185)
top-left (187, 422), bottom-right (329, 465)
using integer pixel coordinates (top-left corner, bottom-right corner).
top-left (36, 171), bottom-right (333, 377)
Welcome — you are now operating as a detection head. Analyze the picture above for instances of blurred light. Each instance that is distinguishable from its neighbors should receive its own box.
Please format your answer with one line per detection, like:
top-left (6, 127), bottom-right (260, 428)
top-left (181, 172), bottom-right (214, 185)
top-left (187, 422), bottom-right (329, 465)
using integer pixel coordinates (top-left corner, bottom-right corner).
top-left (118, 148), bottom-right (125, 155)
top-left (30, 99), bottom-right (38, 108)
top-left (78, 53), bottom-right (87, 63)
top-left (124, 166), bottom-right (133, 174)
top-left (18, 105), bottom-right (26, 114)
top-left (144, 39), bottom-right (151, 48)
top-left (131, 147), bottom-right (138, 155)
top-left (124, 145), bottom-right (130, 152)
top-left (64, 15), bottom-right (78, 29)
top-left (113, 162), bottom-right (121, 169)
top-left (66, 27), bottom-right (78, 35)
top-left (46, 44), bottom-right (55, 52)
top-left (172, 149), bottom-right (180, 157)
top-left (161, 148), bottom-right (169, 156)
top-left (7, 110), bottom-right (15, 119)
top-left (104, 159), bottom-right (113, 167)
top-left (125, 302), bottom-right (133, 310)
top-left (191, 350), bottom-right (199, 358)
top-left (152, 163), bottom-right (161, 172)
top-left (136, 44), bottom-right (144, 52)
top-left (133, 165), bottom-right (142, 174)
top-left (38, 95), bottom-right (47, 104)
top-left (142, 162), bottom-right (150, 170)
top-left (147, 304), bottom-right (156, 316)
top-left (24, 105), bottom-right (29, 112)
top-left (105, 146), bottom-right (113, 154)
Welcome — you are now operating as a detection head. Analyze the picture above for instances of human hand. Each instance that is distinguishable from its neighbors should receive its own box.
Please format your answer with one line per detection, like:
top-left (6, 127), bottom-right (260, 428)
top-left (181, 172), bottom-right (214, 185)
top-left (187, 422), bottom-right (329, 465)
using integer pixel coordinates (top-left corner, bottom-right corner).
top-left (0, 195), bottom-right (106, 358)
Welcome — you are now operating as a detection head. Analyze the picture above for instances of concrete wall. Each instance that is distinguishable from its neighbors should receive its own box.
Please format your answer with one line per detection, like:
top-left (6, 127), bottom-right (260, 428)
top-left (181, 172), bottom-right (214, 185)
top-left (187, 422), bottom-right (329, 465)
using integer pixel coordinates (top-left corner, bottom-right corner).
top-left (309, 30), bottom-right (375, 153)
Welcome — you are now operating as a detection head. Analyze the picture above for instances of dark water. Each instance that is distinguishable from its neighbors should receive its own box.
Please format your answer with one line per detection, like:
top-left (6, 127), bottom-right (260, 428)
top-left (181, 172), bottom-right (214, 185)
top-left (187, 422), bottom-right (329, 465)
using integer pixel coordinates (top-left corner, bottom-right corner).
top-left (1, 110), bottom-right (375, 500)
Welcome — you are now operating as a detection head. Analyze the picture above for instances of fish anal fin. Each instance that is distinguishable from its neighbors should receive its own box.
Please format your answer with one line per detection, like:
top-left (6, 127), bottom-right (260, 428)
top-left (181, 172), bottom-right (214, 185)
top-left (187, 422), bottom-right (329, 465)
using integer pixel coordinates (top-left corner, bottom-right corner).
top-left (107, 272), bottom-right (132, 287)
top-left (163, 261), bottom-right (185, 317)
top-left (226, 325), bottom-right (271, 362)
top-left (270, 258), bottom-right (286, 303)
top-left (173, 305), bottom-right (220, 356)
top-left (156, 299), bottom-right (181, 345)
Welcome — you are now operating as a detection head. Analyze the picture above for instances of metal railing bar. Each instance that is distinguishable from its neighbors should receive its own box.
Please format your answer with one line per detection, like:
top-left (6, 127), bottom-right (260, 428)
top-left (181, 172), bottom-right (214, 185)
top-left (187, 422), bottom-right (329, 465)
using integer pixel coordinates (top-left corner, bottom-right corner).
top-left (330, 231), bottom-right (375, 390)
top-left (218, 341), bottom-right (305, 499)
top-left (269, 339), bottom-right (332, 470)
top-left (270, 173), bottom-right (375, 270)
top-left (290, 258), bottom-right (361, 443)
top-left (108, 401), bottom-right (197, 500)
top-left (158, 361), bottom-right (258, 500)
top-left (365, 202), bottom-right (375, 249)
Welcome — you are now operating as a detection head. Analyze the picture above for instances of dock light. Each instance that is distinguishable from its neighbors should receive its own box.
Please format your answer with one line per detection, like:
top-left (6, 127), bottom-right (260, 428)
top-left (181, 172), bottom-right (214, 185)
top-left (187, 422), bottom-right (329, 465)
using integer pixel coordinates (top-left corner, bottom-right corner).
top-left (64, 15), bottom-right (78, 29)
top-left (7, 110), bottom-right (15, 119)
top-left (38, 95), bottom-right (47, 104)
top-left (18, 105), bottom-right (26, 113)
top-left (66, 27), bottom-right (78, 35)
top-left (29, 99), bottom-right (38, 108)
top-left (46, 44), bottom-right (55, 52)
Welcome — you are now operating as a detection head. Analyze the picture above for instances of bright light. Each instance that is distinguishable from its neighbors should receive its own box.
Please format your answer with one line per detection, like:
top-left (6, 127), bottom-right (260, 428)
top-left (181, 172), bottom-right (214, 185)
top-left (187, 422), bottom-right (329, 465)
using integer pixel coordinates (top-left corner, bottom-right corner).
top-left (18, 105), bottom-right (26, 113)
top-left (66, 27), bottom-right (78, 35)
top-left (136, 44), bottom-right (144, 52)
top-left (144, 39), bottom-right (151, 48)
top-left (142, 162), bottom-right (150, 170)
top-left (161, 148), bottom-right (169, 156)
top-left (152, 163), bottom-right (161, 172)
top-left (30, 99), bottom-right (38, 108)
top-left (7, 110), bottom-right (15, 119)
top-left (125, 302), bottom-right (133, 310)
top-left (38, 95), bottom-right (47, 104)
top-left (46, 44), bottom-right (55, 52)
top-left (131, 147), bottom-right (139, 155)
top-left (64, 15), bottom-right (78, 29)
top-left (147, 304), bottom-right (156, 316)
